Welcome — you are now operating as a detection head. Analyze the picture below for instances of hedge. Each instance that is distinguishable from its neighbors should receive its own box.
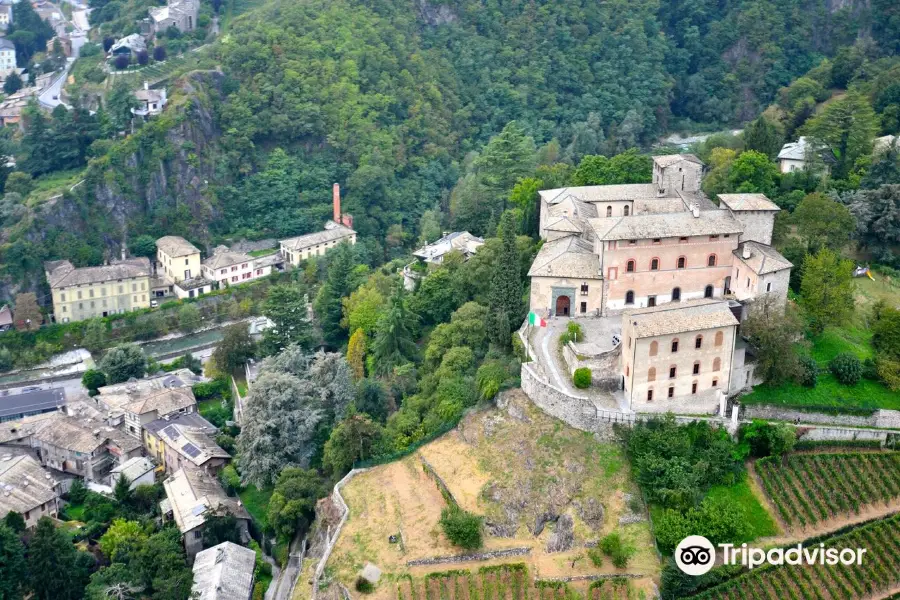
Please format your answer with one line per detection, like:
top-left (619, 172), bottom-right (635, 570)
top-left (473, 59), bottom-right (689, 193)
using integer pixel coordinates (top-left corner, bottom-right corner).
top-left (573, 367), bottom-right (592, 389)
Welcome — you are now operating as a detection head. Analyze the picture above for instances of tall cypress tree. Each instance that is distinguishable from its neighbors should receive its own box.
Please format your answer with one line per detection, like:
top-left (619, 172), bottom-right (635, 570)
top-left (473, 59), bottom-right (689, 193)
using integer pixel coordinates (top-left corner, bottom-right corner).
top-left (28, 517), bottom-right (90, 600)
top-left (314, 241), bottom-right (359, 347)
top-left (371, 284), bottom-right (418, 375)
top-left (0, 524), bottom-right (25, 600)
top-left (487, 211), bottom-right (522, 347)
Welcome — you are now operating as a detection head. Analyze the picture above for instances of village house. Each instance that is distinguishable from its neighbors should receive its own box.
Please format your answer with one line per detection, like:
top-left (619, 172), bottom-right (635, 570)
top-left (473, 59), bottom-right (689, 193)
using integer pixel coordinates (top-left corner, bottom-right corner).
top-left (31, 415), bottom-right (142, 483)
top-left (119, 388), bottom-right (197, 439)
top-left (777, 137), bottom-right (836, 174)
top-left (405, 231), bottom-right (485, 290)
top-left (0, 304), bottom-right (12, 331)
top-left (144, 412), bottom-right (230, 475)
top-left (201, 245), bottom-right (276, 289)
top-left (0, 87), bottom-right (34, 127)
top-left (109, 33), bottom-right (146, 58)
top-left (45, 258), bottom-right (151, 323)
top-left (527, 154), bottom-right (791, 411)
top-left (133, 81), bottom-right (167, 117)
top-left (279, 184), bottom-right (356, 267)
top-left (191, 541), bottom-right (257, 600)
top-left (161, 467), bottom-right (251, 559)
top-left (0, 387), bottom-right (66, 423)
top-left (0, 1), bottom-right (13, 30)
top-left (0, 38), bottom-right (15, 75)
top-left (0, 454), bottom-right (60, 529)
top-left (154, 236), bottom-right (213, 299)
top-left (110, 456), bottom-right (156, 489)
top-left (147, 0), bottom-right (199, 36)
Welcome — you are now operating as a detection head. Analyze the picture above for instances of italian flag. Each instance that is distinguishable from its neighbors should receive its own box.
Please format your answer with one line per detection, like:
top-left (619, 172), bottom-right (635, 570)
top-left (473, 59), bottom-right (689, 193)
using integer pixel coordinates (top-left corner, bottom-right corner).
top-left (528, 312), bottom-right (547, 327)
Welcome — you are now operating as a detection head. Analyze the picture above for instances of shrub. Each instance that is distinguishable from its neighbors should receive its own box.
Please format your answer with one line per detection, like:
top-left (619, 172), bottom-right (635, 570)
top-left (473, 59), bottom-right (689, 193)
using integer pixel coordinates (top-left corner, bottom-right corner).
top-left (82, 369), bottom-right (107, 396)
top-left (68, 479), bottom-right (88, 504)
top-left (355, 577), bottom-right (375, 594)
top-left (573, 367), bottom-right (592, 389)
top-left (137, 50), bottom-right (149, 65)
top-left (153, 45), bottom-right (167, 61)
top-left (587, 546), bottom-right (603, 567)
top-left (798, 355), bottom-right (818, 387)
top-left (566, 321), bottom-right (583, 342)
top-left (829, 352), bottom-right (862, 385)
top-left (192, 379), bottom-right (229, 400)
top-left (439, 506), bottom-right (482, 550)
top-left (252, 581), bottom-right (266, 600)
top-left (599, 532), bottom-right (635, 569)
top-left (738, 420), bottom-right (796, 458)
top-left (113, 54), bottom-right (130, 70)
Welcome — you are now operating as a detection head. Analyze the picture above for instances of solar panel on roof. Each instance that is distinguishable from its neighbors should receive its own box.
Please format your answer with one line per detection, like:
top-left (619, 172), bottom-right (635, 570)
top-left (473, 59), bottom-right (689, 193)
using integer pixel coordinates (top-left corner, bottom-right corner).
top-left (163, 425), bottom-right (180, 440)
top-left (191, 503), bottom-right (207, 516)
top-left (182, 443), bottom-right (201, 458)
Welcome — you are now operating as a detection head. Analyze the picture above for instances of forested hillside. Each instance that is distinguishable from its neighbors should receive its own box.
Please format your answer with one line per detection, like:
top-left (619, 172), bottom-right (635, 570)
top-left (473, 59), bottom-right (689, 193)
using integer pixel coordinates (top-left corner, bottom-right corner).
top-left (1, 0), bottom-right (897, 295)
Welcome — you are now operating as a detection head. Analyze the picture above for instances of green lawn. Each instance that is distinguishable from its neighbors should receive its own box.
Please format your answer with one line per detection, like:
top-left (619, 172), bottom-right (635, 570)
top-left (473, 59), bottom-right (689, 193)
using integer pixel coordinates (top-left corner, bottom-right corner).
top-left (705, 475), bottom-right (778, 540)
top-left (741, 373), bottom-right (900, 411)
top-left (62, 504), bottom-right (85, 521)
top-left (238, 485), bottom-right (272, 529)
top-left (809, 325), bottom-right (874, 363)
top-left (248, 248), bottom-right (277, 257)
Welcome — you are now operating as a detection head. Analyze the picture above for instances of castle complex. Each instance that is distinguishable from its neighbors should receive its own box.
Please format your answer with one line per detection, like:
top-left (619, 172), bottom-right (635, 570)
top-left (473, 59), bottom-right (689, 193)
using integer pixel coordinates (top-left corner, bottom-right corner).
top-left (526, 154), bottom-right (793, 413)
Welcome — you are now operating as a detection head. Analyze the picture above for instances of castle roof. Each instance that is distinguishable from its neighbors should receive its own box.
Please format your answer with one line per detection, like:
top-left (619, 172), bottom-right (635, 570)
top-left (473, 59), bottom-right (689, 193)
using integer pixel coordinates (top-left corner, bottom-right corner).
top-left (652, 153), bottom-right (703, 168)
top-left (156, 236), bottom-right (200, 258)
top-left (718, 194), bottom-right (780, 212)
top-left (624, 299), bottom-right (739, 338)
top-left (733, 241), bottom-right (793, 275)
top-left (527, 236), bottom-right (600, 279)
top-left (45, 258), bottom-right (151, 289)
top-left (588, 209), bottom-right (742, 241)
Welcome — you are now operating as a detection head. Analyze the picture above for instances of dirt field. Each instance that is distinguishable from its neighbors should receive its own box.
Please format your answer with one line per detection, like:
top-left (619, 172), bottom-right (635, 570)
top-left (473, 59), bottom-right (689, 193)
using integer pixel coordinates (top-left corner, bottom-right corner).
top-left (323, 390), bottom-right (659, 600)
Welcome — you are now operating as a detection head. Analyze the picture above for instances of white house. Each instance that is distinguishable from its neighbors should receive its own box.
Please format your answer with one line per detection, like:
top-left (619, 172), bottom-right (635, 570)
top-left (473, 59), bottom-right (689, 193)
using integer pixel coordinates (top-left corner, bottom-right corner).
top-left (0, 38), bottom-right (15, 75)
top-left (133, 82), bottom-right (167, 117)
top-left (777, 137), bottom-right (836, 174)
top-left (110, 456), bottom-right (156, 490)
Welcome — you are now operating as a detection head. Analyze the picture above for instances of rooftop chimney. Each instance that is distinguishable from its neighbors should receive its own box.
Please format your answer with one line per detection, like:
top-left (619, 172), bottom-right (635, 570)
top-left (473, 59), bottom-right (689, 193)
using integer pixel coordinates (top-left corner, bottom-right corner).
top-left (332, 183), bottom-right (340, 223)
top-left (742, 244), bottom-right (751, 260)
top-left (691, 205), bottom-right (700, 218)
top-left (144, 81), bottom-right (149, 91)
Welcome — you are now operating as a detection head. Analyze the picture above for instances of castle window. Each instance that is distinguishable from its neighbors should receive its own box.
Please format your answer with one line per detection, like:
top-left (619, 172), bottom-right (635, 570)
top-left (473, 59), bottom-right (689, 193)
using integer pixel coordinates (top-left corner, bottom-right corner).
top-left (606, 206), bottom-right (612, 217)
top-left (626, 260), bottom-right (635, 272)
top-left (692, 382), bottom-right (698, 394)
top-left (650, 258), bottom-right (659, 271)
top-left (672, 287), bottom-right (681, 301)
top-left (766, 282), bottom-right (772, 292)
top-left (671, 339), bottom-right (679, 353)
top-left (669, 366), bottom-right (677, 379)
top-left (709, 235), bottom-right (719, 240)
top-left (695, 335), bottom-right (703, 349)
top-left (668, 386), bottom-right (674, 398)
top-left (679, 237), bottom-right (688, 243)
top-left (623, 206), bottom-right (630, 216)
top-left (715, 331), bottom-right (724, 346)
top-left (693, 361), bottom-right (700, 375)
top-left (625, 290), bottom-right (635, 305)
top-left (712, 378), bottom-right (718, 387)
top-left (648, 295), bottom-right (656, 307)
top-left (652, 238), bottom-right (661, 245)
top-left (628, 239), bottom-right (636, 245)
top-left (647, 389), bottom-right (653, 401)
top-left (677, 256), bottom-right (686, 269)
top-left (649, 341), bottom-right (658, 356)
top-left (648, 367), bottom-right (656, 382)
top-left (713, 357), bottom-right (722, 371)
top-left (581, 283), bottom-right (589, 294)
top-left (707, 254), bottom-right (717, 267)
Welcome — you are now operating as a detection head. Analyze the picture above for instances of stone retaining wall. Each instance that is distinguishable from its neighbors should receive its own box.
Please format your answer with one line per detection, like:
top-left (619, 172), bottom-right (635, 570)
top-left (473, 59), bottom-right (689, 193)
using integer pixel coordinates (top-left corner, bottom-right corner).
top-left (743, 405), bottom-right (900, 429)
top-left (420, 455), bottom-right (459, 507)
top-left (561, 342), bottom-right (620, 390)
top-left (406, 547), bottom-right (531, 567)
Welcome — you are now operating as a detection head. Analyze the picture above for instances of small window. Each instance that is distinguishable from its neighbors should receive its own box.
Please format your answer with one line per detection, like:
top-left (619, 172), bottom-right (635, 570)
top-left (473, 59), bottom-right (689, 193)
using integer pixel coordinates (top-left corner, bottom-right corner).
top-left (606, 206), bottom-right (612, 217)
top-left (581, 283), bottom-right (589, 294)
top-left (695, 335), bottom-right (703, 349)
top-left (647, 389), bottom-right (653, 401)
top-left (185, 258), bottom-right (188, 265)
top-left (709, 235), bottom-right (719, 240)
top-left (746, 277), bottom-right (751, 288)
top-left (626, 260), bottom-right (635, 273)
top-left (712, 378), bottom-right (718, 387)
top-left (692, 382), bottom-right (698, 394)
top-left (580, 302), bottom-right (587, 313)
top-left (671, 339), bottom-right (679, 353)
top-left (623, 205), bottom-right (630, 216)
top-left (679, 237), bottom-right (688, 243)
top-left (668, 386), bottom-right (674, 398)
top-left (669, 366), bottom-right (677, 379)
top-left (707, 254), bottom-right (717, 267)
top-left (628, 239), bottom-right (637, 245)
top-left (677, 256), bottom-right (686, 269)
top-left (649, 341), bottom-right (658, 356)
top-left (713, 357), bottom-right (721, 371)
top-left (715, 331), bottom-right (724, 347)
top-left (625, 290), bottom-right (635, 305)
top-left (652, 238), bottom-right (661, 245)
top-left (650, 258), bottom-right (659, 271)
top-left (672, 287), bottom-right (681, 301)
top-left (693, 362), bottom-right (700, 375)
top-left (704, 285), bottom-right (714, 298)
top-left (724, 233), bottom-right (730, 238)
top-left (648, 296), bottom-right (656, 307)
top-left (648, 367), bottom-right (656, 382)
top-left (766, 282), bottom-right (772, 292)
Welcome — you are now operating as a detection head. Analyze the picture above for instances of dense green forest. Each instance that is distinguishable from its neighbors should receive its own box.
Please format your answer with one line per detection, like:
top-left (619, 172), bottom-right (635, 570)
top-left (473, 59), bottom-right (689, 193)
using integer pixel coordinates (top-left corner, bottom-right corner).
top-left (0, 0), bottom-right (898, 295)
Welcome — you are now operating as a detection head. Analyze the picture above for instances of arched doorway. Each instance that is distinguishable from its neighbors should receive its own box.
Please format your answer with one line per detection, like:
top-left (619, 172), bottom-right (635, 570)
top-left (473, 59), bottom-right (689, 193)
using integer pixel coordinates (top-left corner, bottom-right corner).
top-left (724, 276), bottom-right (731, 295)
top-left (672, 287), bottom-right (681, 301)
top-left (704, 285), bottom-right (714, 298)
top-left (555, 295), bottom-right (570, 316)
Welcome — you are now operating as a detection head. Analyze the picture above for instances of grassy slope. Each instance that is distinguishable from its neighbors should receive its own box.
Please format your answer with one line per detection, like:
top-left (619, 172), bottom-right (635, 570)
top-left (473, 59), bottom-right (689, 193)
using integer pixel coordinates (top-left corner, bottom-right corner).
top-left (705, 475), bottom-right (778, 540)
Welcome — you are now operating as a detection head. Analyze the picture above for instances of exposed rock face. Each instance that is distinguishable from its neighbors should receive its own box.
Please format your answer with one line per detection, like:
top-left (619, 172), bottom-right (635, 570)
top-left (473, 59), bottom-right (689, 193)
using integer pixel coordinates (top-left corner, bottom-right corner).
top-left (415, 0), bottom-right (456, 26)
top-left (575, 497), bottom-right (605, 529)
top-left (546, 514), bottom-right (574, 553)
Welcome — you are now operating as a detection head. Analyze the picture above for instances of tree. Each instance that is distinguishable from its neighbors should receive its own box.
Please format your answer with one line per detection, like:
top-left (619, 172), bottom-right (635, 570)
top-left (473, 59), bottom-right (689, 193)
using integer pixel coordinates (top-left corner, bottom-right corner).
top-left (370, 284), bottom-right (418, 376)
top-left (152, 45), bottom-right (166, 61)
top-left (105, 79), bottom-right (138, 133)
top-left (3, 72), bottom-right (22, 95)
top-left (201, 513), bottom-right (240, 548)
top-left (13, 292), bottom-right (40, 331)
top-left (439, 507), bottom-right (482, 550)
top-left (82, 318), bottom-right (108, 353)
top-left (0, 524), bottom-right (25, 600)
top-left (113, 54), bottom-right (130, 70)
top-left (136, 50), bottom-right (149, 66)
top-left (314, 241), bottom-right (359, 346)
top-left (99, 519), bottom-right (146, 562)
top-left (99, 344), bottom-right (147, 384)
top-left (346, 328), bottom-right (366, 380)
top-left (176, 303), bottom-right (201, 334)
top-left (845, 184), bottom-right (900, 262)
top-left (4, 172), bottom-right (33, 196)
top-left (85, 564), bottom-right (144, 600)
top-left (417, 208), bottom-right (442, 246)
top-left (509, 177), bottom-right (542, 236)
top-left (266, 468), bottom-right (324, 539)
top-left (355, 378), bottom-right (390, 422)
top-left (572, 149), bottom-right (652, 186)
top-left (742, 116), bottom-right (782, 159)
top-left (487, 211), bottom-right (521, 347)
top-left (341, 283), bottom-right (386, 337)
top-left (802, 92), bottom-right (878, 178)
top-left (408, 267), bottom-right (465, 327)
top-left (113, 473), bottom-right (132, 504)
top-left (2, 511), bottom-right (24, 533)
top-left (130, 235), bottom-right (157, 259)
top-left (237, 349), bottom-right (353, 486)
top-left (211, 323), bottom-right (255, 374)
top-left (800, 248), bottom-right (855, 335)
top-left (794, 193), bottom-right (856, 252)
top-left (132, 528), bottom-right (193, 599)
top-left (726, 150), bottom-right (779, 196)
top-left (323, 413), bottom-right (385, 476)
top-left (474, 121), bottom-right (536, 198)
top-left (740, 295), bottom-right (806, 385)
top-left (82, 368), bottom-right (107, 395)
top-left (28, 517), bottom-right (91, 600)
top-left (261, 284), bottom-right (312, 355)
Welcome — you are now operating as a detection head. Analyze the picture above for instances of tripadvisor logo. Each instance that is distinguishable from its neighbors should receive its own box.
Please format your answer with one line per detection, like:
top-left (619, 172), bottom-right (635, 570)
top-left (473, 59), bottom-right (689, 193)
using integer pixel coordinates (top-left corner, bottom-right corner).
top-left (675, 535), bottom-right (868, 576)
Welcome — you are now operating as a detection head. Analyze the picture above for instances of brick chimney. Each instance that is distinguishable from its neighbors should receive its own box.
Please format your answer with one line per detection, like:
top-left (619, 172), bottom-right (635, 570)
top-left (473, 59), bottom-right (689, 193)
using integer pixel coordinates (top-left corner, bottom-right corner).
top-left (332, 183), bottom-right (340, 222)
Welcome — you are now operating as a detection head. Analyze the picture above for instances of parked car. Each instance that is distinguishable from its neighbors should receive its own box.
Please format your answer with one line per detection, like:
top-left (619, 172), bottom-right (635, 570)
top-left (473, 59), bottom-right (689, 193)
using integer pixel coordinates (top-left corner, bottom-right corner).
top-left (150, 299), bottom-right (159, 308)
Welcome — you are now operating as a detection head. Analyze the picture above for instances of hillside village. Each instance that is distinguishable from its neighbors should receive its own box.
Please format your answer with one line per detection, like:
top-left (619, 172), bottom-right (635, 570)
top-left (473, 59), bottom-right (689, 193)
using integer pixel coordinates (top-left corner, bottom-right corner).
top-left (0, 0), bottom-right (896, 599)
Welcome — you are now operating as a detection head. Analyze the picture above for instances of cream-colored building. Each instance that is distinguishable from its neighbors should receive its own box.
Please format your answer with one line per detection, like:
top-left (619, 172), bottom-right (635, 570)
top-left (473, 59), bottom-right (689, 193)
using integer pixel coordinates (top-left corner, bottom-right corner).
top-left (156, 236), bottom-right (201, 283)
top-left (203, 246), bottom-right (263, 288)
top-left (45, 258), bottom-right (151, 323)
top-left (0, 38), bottom-right (15, 76)
top-left (280, 221), bottom-right (356, 267)
top-left (620, 299), bottom-right (740, 412)
top-left (0, 454), bottom-right (60, 529)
